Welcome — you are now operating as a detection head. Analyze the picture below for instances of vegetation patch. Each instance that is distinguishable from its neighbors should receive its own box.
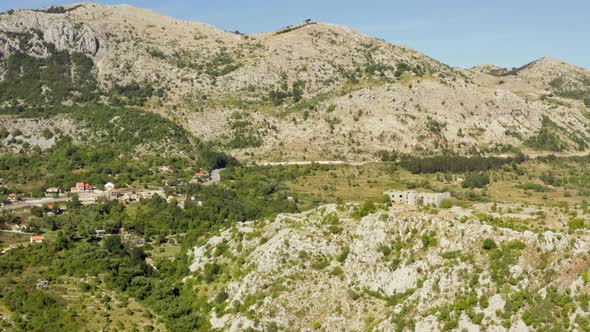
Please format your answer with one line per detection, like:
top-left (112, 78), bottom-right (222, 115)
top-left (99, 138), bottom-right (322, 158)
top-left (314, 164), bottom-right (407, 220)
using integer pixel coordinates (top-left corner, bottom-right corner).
top-left (524, 116), bottom-right (565, 151)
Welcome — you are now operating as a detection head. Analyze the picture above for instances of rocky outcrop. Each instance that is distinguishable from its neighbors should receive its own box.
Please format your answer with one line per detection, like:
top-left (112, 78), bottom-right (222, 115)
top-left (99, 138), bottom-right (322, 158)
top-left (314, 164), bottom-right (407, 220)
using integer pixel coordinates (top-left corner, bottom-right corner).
top-left (187, 203), bottom-right (590, 331)
top-left (0, 10), bottom-right (99, 58)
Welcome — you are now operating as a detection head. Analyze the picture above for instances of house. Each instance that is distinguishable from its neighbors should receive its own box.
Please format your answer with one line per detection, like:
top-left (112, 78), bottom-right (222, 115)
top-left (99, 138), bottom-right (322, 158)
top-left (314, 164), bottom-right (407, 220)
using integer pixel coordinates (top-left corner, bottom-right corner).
top-left (104, 182), bottom-right (115, 191)
top-left (7, 193), bottom-right (18, 203)
top-left (124, 193), bottom-right (139, 203)
top-left (45, 187), bottom-right (61, 195)
top-left (95, 230), bottom-right (106, 238)
top-left (194, 171), bottom-right (209, 183)
top-left (30, 235), bottom-right (45, 243)
top-left (110, 189), bottom-right (122, 198)
top-left (45, 204), bottom-right (64, 215)
top-left (384, 190), bottom-right (451, 208)
top-left (71, 182), bottom-right (94, 193)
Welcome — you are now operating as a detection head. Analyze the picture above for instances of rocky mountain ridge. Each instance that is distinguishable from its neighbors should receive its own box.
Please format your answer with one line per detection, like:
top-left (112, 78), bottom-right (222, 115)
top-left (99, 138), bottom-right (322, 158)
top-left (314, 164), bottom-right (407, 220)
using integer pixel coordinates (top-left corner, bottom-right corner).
top-left (0, 3), bottom-right (589, 161)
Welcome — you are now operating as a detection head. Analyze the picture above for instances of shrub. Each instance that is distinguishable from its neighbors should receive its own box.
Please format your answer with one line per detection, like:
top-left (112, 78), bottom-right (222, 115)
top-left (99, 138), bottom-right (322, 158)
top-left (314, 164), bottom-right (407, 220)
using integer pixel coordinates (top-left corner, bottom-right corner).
top-left (515, 182), bottom-right (545, 192)
top-left (462, 172), bottom-right (490, 188)
top-left (421, 232), bottom-right (437, 248)
top-left (439, 199), bottom-right (453, 209)
top-left (336, 246), bottom-right (350, 263)
top-left (330, 266), bottom-right (344, 278)
top-left (482, 238), bottom-right (497, 250)
top-left (42, 128), bottom-right (54, 139)
top-left (395, 62), bottom-right (411, 78)
top-left (569, 218), bottom-right (588, 230)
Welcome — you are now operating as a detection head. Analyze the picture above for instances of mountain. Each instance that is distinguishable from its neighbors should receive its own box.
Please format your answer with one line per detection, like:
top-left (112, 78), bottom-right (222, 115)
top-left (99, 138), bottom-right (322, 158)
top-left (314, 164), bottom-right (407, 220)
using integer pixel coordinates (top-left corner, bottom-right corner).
top-left (1, 3), bottom-right (590, 161)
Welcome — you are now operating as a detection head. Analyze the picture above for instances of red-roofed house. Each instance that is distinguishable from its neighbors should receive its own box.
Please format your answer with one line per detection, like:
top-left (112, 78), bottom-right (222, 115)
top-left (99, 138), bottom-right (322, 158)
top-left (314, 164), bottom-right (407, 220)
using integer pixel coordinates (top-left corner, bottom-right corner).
top-left (30, 235), bottom-right (45, 243)
top-left (110, 189), bottom-right (122, 198)
top-left (76, 182), bottom-right (85, 191)
top-left (7, 193), bottom-right (18, 203)
top-left (194, 171), bottom-right (210, 183)
top-left (85, 184), bottom-right (95, 192)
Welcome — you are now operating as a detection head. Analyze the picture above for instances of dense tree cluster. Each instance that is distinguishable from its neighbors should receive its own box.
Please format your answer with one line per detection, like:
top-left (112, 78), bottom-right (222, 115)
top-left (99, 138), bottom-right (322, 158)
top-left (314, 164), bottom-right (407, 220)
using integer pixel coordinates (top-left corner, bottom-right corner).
top-left (399, 154), bottom-right (525, 174)
top-left (0, 50), bottom-right (98, 109)
top-left (111, 81), bottom-right (162, 106)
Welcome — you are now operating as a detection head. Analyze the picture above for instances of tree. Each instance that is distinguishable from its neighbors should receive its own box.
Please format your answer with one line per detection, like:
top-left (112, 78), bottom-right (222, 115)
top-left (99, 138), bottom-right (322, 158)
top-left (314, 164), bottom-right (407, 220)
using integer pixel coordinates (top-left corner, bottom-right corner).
top-left (103, 235), bottom-right (124, 254)
top-left (67, 194), bottom-right (81, 210)
top-left (202, 151), bottom-right (239, 170)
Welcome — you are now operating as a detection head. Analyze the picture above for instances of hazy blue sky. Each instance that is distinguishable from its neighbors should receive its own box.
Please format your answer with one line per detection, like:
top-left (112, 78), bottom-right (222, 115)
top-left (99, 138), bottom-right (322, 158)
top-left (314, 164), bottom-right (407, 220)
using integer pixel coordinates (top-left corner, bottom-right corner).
top-left (2, 0), bottom-right (588, 69)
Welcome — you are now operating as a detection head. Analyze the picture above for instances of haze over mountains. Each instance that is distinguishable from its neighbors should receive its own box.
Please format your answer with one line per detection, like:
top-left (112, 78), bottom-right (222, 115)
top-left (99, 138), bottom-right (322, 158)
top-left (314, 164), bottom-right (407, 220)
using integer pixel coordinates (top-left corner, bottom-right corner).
top-left (1, 2), bottom-right (589, 161)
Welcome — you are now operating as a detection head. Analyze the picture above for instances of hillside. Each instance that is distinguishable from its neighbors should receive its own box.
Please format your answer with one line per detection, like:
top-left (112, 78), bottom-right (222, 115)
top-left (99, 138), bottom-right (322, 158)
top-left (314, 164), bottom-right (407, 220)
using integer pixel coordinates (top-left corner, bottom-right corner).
top-left (0, 2), bottom-right (589, 161)
top-left (189, 202), bottom-right (590, 331)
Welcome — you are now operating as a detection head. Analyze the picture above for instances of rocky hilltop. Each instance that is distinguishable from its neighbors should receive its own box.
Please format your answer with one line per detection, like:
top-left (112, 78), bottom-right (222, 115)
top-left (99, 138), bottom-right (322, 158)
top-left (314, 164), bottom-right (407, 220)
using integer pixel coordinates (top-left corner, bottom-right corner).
top-left (188, 203), bottom-right (590, 331)
top-left (0, 3), bottom-right (589, 160)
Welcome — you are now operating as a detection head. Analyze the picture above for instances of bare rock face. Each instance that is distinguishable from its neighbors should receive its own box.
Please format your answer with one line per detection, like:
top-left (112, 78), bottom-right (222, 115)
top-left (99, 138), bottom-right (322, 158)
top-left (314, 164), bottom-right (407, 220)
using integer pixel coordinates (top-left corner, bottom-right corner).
top-left (0, 10), bottom-right (99, 58)
top-left (42, 18), bottom-right (99, 55)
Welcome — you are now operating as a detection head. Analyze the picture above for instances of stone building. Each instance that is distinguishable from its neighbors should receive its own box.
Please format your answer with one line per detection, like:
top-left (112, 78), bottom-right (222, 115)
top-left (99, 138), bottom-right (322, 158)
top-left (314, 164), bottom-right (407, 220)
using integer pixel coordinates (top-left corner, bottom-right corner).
top-left (384, 190), bottom-right (451, 208)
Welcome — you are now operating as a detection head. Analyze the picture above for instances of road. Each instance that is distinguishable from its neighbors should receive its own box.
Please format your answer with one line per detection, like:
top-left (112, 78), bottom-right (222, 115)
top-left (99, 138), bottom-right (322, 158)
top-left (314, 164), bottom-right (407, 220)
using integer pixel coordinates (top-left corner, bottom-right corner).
top-left (1, 189), bottom-right (167, 211)
top-left (254, 160), bottom-right (369, 167)
top-left (200, 162), bottom-right (367, 186)
top-left (1, 197), bottom-right (69, 211)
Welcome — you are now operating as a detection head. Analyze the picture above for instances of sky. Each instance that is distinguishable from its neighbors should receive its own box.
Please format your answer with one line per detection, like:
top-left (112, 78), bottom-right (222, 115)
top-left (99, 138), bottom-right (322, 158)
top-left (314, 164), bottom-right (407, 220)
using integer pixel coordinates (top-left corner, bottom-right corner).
top-left (1, 0), bottom-right (588, 69)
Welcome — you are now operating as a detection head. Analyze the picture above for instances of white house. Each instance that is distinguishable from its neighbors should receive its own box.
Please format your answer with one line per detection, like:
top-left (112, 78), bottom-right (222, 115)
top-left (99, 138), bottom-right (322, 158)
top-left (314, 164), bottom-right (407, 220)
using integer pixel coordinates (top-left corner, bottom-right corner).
top-left (104, 182), bottom-right (115, 191)
top-left (384, 190), bottom-right (451, 208)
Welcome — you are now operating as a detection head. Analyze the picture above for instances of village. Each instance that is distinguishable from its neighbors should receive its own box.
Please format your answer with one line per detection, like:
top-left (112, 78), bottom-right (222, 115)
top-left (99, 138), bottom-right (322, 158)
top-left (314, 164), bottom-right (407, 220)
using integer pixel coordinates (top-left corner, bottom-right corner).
top-left (1, 167), bottom-right (217, 209)
top-left (0, 168), bottom-right (221, 246)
